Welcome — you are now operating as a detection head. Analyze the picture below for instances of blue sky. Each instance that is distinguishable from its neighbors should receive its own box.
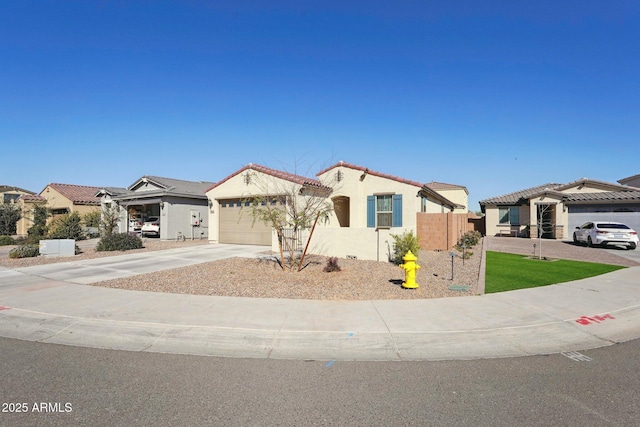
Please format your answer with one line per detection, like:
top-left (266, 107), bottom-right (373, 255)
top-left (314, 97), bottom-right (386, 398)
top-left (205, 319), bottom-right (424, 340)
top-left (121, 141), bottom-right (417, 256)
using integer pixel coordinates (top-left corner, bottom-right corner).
top-left (2, 1), bottom-right (639, 211)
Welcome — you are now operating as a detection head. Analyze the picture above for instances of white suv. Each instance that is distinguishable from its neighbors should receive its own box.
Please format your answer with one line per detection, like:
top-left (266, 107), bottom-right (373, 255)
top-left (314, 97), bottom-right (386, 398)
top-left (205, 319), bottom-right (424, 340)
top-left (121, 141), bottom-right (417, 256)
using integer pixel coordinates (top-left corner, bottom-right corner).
top-left (141, 217), bottom-right (160, 237)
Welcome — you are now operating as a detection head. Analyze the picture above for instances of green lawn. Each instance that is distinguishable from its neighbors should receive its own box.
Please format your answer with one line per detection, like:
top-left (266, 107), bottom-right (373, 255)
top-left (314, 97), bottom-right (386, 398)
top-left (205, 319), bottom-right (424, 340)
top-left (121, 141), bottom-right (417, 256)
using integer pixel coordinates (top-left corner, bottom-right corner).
top-left (485, 251), bottom-right (625, 293)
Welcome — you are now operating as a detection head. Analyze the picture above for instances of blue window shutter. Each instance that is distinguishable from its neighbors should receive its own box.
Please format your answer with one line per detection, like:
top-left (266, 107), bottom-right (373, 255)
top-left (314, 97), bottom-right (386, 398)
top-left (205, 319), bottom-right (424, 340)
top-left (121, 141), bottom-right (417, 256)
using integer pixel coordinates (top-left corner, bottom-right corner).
top-left (367, 196), bottom-right (375, 227)
top-left (392, 194), bottom-right (402, 227)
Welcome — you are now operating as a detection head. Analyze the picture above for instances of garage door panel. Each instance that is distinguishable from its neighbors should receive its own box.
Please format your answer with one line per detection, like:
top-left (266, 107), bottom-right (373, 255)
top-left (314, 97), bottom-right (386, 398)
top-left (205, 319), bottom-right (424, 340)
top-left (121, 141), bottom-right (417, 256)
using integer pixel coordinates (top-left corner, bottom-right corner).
top-left (219, 199), bottom-right (280, 245)
top-left (568, 204), bottom-right (640, 237)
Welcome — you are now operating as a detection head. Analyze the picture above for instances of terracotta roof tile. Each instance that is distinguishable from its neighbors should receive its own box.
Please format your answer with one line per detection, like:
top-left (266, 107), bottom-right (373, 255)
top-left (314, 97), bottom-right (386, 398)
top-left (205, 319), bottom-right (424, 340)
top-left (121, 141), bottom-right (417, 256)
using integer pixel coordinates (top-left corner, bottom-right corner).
top-left (46, 183), bottom-right (102, 205)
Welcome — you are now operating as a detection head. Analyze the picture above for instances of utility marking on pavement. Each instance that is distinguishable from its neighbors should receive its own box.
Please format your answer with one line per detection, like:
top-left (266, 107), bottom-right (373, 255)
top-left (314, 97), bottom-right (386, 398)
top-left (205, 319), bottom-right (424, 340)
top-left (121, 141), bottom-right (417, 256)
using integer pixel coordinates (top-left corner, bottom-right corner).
top-left (0, 306), bottom-right (11, 311)
top-left (325, 360), bottom-right (335, 368)
top-left (561, 351), bottom-right (593, 362)
top-left (348, 332), bottom-right (354, 337)
top-left (575, 314), bottom-right (615, 325)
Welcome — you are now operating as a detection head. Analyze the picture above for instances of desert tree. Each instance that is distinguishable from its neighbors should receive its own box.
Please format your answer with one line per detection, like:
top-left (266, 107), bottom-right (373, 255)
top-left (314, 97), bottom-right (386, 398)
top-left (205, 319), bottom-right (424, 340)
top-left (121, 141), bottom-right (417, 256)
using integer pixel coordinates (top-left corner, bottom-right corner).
top-left (241, 163), bottom-right (336, 271)
top-left (100, 202), bottom-right (121, 236)
top-left (0, 201), bottom-right (21, 236)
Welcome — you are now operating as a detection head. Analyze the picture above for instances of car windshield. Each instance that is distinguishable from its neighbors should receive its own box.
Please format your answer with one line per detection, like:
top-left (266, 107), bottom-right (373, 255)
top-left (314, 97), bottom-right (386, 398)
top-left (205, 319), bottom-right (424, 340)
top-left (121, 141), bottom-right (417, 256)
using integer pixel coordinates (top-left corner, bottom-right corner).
top-left (596, 223), bottom-right (630, 230)
top-left (146, 217), bottom-right (159, 222)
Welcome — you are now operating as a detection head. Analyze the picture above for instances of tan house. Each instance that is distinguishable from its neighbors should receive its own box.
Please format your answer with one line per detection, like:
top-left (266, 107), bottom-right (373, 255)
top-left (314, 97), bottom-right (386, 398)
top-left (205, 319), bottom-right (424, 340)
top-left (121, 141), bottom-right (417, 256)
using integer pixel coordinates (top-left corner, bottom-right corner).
top-left (16, 183), bottom-right (101, 236)
top-left (1, 185), bottom-right (34, 204)
top-left (479, 178), bottom-right (640, 240)
top-left (206, 162), bottom-right (471, 261)
top-left (1, 186), bottom-right (35, 235)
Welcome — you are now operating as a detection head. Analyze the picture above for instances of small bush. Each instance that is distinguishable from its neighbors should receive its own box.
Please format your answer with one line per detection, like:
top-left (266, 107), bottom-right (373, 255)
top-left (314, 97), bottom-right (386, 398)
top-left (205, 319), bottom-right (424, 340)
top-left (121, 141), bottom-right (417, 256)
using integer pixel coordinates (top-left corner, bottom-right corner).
top-left (48, 212), bottom-right (84, 240)
top-left (455, 230), bottom-right (482, 251)
top-left (96, 233), bottom-right (143, 252)
top-left (323, 257), bottom-right (341, 273)
top-left (9, 244), bottom-right (40, 259)
top-left (390, 231), bottom-right (421, 265)
top-left (0, 235), bottom-right (14, 246)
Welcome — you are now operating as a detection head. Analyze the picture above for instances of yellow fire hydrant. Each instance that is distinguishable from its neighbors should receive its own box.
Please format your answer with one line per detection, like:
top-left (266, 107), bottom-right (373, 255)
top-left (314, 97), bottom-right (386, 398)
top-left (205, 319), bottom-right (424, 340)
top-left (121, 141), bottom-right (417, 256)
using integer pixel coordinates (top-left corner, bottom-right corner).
top-left (399, 250), bottom-right (420, 289)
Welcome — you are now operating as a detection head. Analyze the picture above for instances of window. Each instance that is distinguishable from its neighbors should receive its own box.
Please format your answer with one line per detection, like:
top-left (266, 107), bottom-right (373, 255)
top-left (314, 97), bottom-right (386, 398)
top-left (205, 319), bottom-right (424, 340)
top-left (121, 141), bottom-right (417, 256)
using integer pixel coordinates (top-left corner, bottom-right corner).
top-left (367, 194), bottom-right (402, 228)
top-left (499, 206), bottom-right (520, 225)
top-left (376, 195), bottom-right (393, 227)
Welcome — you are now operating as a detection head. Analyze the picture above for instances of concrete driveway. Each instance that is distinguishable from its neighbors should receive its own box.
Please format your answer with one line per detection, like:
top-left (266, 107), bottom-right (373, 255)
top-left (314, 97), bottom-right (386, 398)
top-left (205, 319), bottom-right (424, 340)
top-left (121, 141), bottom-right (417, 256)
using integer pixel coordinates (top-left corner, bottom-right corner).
top-left (485, 236), bottom-right (639, 267)
top-left (5, 243), bottom-right (269, 285)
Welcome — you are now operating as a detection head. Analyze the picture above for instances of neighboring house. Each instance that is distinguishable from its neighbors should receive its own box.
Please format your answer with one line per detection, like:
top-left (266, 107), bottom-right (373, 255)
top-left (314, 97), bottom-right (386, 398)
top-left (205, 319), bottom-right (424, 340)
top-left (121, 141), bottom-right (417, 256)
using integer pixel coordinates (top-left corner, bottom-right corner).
top-left (479, 178), bottom-right (640, 240)
top-left (98, 176), bottom-right (215, 240)
top-left (207, 162), bottom-right (472, 261)
top-left (1, 186), bottom-right (35, 235)
top-left (15, 183), bottom-right (101, 236)
top-left (205, 163), bottom-right (331, 246)
top-left (619, 174), bottom-right (640, 188)
top-left (0, 185), bottom-right (34, 204)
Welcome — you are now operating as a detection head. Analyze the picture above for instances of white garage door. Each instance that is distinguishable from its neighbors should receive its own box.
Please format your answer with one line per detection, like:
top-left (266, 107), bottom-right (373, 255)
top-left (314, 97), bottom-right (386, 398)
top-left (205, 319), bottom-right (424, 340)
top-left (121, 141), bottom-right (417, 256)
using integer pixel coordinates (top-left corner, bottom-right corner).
top-left (219, 199), bottom-right (276, 245)
top-left (568, 204), bottom-right (640, 237)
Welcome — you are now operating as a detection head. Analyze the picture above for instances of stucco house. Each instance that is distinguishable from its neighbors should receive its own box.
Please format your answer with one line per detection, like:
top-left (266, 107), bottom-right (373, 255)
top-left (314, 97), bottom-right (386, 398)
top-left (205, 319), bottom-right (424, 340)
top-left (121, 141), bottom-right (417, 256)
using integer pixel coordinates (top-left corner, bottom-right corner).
top-left (15, 183), bottom-right (101, 236)
top-left (97, 176), bottom-right (215, 240)
top-left (619, 174), bottom-right (640, 188)
top-left (1, 185), bottom-right (34, 204)
top-left (206, 162), bottom-right (471, 261)
top-left (479, 178), bottom-right (640, 240)
top-left (1, 186), bottom-right (35, 235)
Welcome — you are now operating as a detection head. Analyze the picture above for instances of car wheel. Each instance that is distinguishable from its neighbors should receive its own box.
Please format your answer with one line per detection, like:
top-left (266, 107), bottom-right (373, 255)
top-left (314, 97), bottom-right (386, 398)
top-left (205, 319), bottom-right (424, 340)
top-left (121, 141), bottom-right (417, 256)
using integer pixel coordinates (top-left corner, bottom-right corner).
top-left (573, 233), bottom-right (578, 244)
top-left (629, 243), bottom-right (637, 250)
top-left (587, 236), bottom-right (594, 247)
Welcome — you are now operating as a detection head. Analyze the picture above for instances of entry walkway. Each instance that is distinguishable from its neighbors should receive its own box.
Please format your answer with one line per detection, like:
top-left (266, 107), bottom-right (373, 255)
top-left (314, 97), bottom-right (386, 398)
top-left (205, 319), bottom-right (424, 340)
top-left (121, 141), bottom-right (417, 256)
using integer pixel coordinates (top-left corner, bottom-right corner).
top-left (1, 243), bottom-right (639, 361)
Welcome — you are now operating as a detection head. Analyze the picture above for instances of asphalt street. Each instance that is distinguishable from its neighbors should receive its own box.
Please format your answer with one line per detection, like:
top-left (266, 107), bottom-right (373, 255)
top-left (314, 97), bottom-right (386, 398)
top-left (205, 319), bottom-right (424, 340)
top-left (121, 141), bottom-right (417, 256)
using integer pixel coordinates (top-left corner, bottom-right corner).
top-left (1, 336), bottom-right (639, 426)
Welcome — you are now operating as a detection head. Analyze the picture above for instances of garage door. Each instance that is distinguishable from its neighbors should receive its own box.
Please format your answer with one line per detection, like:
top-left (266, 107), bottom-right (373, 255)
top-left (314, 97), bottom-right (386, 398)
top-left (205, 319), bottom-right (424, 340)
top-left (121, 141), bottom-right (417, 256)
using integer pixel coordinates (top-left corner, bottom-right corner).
top-left (568, 204), bottom-right (640, 238)
top-left (219, 199), bottom-right (278, 245)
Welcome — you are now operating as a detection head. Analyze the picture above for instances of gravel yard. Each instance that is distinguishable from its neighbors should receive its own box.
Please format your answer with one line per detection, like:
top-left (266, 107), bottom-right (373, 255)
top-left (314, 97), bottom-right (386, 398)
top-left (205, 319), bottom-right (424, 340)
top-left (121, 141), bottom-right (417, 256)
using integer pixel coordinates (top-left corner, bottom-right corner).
top-left (1, 238), bottom-right (482, 300)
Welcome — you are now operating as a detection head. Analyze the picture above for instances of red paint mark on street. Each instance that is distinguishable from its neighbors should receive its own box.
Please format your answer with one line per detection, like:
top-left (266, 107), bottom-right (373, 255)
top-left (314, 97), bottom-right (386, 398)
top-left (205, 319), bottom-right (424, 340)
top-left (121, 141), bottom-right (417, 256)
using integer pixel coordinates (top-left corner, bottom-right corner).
top-left (0, 306), bottom-right (11, 311)
top-left (575, 314), bottom-right (615, 325)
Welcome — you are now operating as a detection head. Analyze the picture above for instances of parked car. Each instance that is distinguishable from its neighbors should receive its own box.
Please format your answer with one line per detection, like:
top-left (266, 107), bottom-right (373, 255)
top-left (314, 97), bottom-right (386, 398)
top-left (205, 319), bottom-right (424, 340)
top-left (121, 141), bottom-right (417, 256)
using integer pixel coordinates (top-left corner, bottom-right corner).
top-left (573, 221), bottom-right (638, 250)
top-left (129, 219), bottom-right (142, 232)
top-left (141, 217), bottom-right (160, 237)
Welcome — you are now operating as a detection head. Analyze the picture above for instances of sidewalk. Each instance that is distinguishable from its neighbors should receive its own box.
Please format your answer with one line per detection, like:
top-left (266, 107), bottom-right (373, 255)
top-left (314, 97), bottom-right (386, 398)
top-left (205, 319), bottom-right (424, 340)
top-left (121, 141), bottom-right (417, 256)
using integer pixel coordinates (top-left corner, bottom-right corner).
top-left (1, 243), bottom-right (639, 361)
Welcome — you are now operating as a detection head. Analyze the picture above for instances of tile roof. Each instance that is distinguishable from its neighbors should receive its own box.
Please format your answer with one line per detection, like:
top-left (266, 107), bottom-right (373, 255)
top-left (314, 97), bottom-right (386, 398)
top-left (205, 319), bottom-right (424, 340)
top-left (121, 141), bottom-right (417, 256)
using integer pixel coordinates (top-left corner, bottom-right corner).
top-left (207, 164), bottom-right (331, 192)
top-left (19, 194), bottom-right (47, 203)
top-left (45, 183), bottom-right (102, 205)
top-left (424, 181), bottom-right (469, 194)
top-left (0, 185), bottom-right (35, 195)
top-left (480, 179), bottom-right (640, 206)
top-left (479, 183), bottom-right (563, 205)
top-left (130, 176), bottom-right (215, 198)
top-left (563, 191), bottom-right (640, 203)
top-left (619, 173), bottom-right (640, 185)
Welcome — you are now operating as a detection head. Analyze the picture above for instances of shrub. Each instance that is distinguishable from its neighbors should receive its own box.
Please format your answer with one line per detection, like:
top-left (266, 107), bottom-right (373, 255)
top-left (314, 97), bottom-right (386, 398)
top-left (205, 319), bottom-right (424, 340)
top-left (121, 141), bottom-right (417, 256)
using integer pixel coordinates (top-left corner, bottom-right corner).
top-left (323, 257), bottom-right (341, 273)
top-left (96, 233), bottom-right (143, 252)
top-left (47, 212), bottom-right (84, 240)
top-left (0, 202), bottom-right (21, 235)
top-left (0, 235), bottom-right (14, 246)
top-left (9, 244), bottom-right (40, 259)
top-left (455, 230), bottom-right (482, 250)
top-left (390, 231), bottom-right (421, 265)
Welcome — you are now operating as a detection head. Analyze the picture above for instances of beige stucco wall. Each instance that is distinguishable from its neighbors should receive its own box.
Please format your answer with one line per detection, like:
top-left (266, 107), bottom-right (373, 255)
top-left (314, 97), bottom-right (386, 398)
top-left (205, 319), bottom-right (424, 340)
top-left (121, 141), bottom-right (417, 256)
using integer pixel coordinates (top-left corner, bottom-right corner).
top-left (316, 165), bottom-right (426, 229)
top-left (206, 169), bottom-right (309, 243)
top-left (433, 188), bottom-right (468, 213)
top-left (484, 204), bottom-right (532, 237)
